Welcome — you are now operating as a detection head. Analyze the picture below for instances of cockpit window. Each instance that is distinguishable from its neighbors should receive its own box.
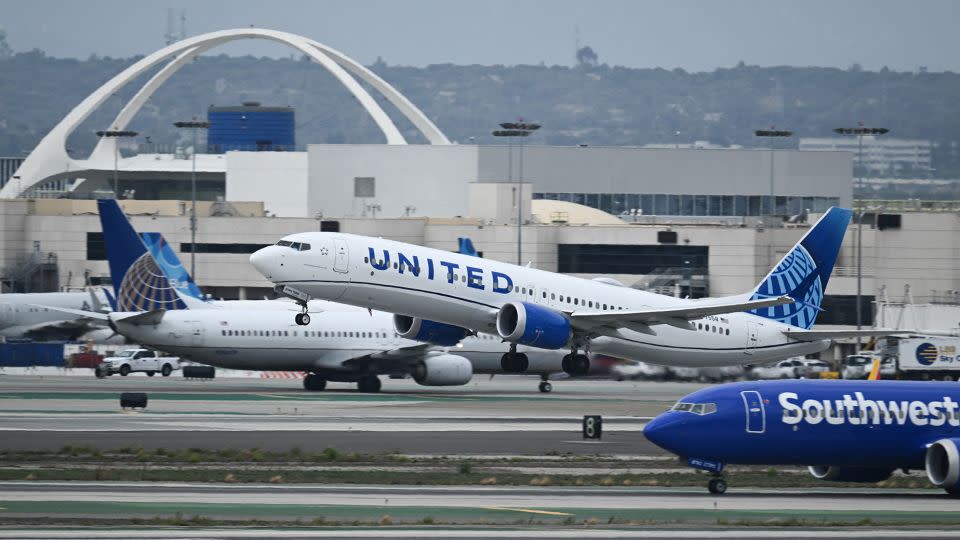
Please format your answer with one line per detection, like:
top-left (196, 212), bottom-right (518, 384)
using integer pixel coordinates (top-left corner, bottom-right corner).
top-left (298, 243), bottom-right (311, 251)
top-left (670, 401), bottom-right (718, 415)
top-left (277, 240), bottom-right (293, 247)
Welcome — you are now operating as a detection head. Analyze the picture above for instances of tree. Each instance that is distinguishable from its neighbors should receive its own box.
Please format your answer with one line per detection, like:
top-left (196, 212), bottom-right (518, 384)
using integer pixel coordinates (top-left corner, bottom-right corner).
top-left (576, 46), bottom-right (598, 67)
top-left (0, 28), bottom-right (12, 59)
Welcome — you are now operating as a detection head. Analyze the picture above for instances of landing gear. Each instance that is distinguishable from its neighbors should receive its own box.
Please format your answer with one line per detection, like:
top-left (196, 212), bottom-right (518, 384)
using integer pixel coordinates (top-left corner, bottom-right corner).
top-left (539, 381), bottom-right (553, 393)
top-left (294, 299), bottom-right (311, 326)
top-left (303, 373), bottom-right (327, 391)
top-left (707, 476), bottom-right (728, 495)
top-left (500, 344), bottom-right (529, 373)
top-left (562, 352), bottom-right (590, 376)
top-left (357, 375), bottom-right (382, 393)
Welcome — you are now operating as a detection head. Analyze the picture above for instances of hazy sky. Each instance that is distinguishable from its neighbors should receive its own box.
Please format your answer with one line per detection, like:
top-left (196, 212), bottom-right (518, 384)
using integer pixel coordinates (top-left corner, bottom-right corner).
top-left (2, 0), bottom-right (957, 72)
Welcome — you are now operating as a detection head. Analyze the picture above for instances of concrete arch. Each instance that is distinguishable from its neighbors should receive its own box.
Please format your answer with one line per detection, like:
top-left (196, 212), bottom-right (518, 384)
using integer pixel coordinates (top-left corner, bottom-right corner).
top-left (3, 28), bottom-right (450, 198)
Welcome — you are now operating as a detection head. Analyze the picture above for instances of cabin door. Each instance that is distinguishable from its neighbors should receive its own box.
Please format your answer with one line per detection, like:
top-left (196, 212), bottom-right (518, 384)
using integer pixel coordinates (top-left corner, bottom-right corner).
top-left (334, 239), bottom-right (349, 274)
top-left (740, 390), bottom-right (766, 434)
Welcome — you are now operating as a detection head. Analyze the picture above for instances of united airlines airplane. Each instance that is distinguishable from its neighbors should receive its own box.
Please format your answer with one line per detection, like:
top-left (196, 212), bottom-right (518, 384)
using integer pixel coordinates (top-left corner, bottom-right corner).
top-left (251, 207), bottom-right (887, 372)
top-left (47, 200), bottom-right (609, 392)
top-left (645, 379), bottom-right (960, 496)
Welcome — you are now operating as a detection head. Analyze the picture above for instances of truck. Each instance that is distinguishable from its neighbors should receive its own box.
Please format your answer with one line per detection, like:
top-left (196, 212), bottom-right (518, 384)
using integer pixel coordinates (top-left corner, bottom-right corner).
top-left (879, 337), bottom-right (960, 381)
top-left (96, 348), bottom-right (180, 378)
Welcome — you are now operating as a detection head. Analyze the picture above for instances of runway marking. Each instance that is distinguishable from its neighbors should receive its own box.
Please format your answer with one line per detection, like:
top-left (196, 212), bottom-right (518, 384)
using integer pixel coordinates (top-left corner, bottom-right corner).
top-left (482, 506), bottom-right (573, 516)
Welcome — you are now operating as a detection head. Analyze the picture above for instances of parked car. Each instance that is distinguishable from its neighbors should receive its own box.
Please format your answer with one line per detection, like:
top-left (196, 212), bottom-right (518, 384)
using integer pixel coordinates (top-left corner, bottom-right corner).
top-left (841, 353), bottom-right (881, 380)
top-left (797, 359), bottom-right (831, 378)
top-left (748, 358), bottom-right (804, 380)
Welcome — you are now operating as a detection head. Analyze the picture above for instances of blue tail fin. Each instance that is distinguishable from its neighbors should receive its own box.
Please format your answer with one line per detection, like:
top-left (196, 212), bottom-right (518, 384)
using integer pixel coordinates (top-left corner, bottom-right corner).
top-left (140, 232), bottom-right (205, 302)
top-left (97, 199), bottom-right (189, 312)
top-left (747, 207), bottom-right (853, 329)
top-left (457, 237), bottom-right (479, 257)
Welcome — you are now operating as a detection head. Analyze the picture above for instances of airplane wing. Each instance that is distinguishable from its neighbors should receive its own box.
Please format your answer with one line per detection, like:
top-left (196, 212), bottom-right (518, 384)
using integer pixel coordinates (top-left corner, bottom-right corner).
top-left (334, 343), bottom-right (439, 372)
top-left (783, 328), bottom-right (912, 342)
top-left (30, 305), bottom-right (108, 321)
top-left (569, 295), bottom-right (794, 330)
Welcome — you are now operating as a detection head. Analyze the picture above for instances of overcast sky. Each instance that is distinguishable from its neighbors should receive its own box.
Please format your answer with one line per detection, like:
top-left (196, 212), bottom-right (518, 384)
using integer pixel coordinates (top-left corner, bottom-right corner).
top-left (3, 0), bottom-right (957, 72)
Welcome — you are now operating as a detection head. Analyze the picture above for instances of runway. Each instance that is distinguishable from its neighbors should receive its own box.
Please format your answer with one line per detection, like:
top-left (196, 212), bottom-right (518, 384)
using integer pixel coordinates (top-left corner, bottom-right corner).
top-left (0, 375), bottom-right (675, 454)
top-left (1, 481), bottom-right (958, 531)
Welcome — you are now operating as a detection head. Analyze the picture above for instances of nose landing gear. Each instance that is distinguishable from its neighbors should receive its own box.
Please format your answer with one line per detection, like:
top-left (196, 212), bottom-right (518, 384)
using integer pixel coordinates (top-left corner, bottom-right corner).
top-left (538, 374), bottom-right (552, 393)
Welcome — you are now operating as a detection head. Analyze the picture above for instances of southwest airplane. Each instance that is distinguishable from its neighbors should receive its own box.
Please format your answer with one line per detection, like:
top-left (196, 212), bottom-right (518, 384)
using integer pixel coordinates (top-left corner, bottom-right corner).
top-left (49, 200), bottom-right (610, 392)
top-left (251, 207), bottom-right (883, 373)
top-left (644, 379), bottom-right (960, 496)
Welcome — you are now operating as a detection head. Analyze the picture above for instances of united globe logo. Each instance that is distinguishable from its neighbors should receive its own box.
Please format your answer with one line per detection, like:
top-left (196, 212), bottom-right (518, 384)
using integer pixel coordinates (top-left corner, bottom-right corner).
top-left (916, 343), bottom-right (939, 366)
top-left (117, 252), bottom-right (187, 311)
top-left (749, 244), bottom-right (823, 329)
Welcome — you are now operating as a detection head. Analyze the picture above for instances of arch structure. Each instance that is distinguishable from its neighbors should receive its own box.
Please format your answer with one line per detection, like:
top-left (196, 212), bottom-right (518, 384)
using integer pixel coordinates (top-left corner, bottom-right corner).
top-left (1, 28), bottom-right (451, 199)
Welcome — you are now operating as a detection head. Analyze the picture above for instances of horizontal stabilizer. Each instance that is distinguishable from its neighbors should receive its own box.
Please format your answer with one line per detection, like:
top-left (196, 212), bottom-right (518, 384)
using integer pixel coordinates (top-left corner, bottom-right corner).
top-left (783, 328), bottom-right (910, 342)
top-left (570, 295), bottom-right (794, 328)
top-left (114, 310), bottom-right (166, 326)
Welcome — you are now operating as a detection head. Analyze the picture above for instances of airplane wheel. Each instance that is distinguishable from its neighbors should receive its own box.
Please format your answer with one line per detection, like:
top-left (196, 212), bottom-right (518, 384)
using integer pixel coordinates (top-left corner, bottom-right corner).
top-left (500, 352), bottom-right (529, 373)
top-left (570, 355), bottom-right (590, 376)
top-left (708, 478), bottom-right (727, 495)
top-left (119, 365), bottom-right (131, 376)
top-left (295, 313), bottom-right (310, 326)
top-left (161, 364), bottom-right (173, 377)
top-left (303, 374), bottom-right (327, 391)
top-left (539, 382), bottom-right (552, 393)
top-left (357, 375), bottom-right (381, 393)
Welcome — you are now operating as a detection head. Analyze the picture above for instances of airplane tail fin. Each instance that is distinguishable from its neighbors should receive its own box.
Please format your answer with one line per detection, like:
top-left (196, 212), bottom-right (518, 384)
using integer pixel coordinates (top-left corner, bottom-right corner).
top-left (97, 199), bottom-right (190, 312)
top-left (140, 232), bottom-right (205, 302)
top-left (747, 207), bottom-right (853, 329)
top-left (457, 237), bottom-right (479, 257)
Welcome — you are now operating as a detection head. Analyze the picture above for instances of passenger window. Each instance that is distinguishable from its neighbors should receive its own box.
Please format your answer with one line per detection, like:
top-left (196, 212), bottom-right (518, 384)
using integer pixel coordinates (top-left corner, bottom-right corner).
top-left (588, 301), bottom-right (593, 308)
top-left (726, 329), bottom-right (730, 335)
top-left (551, 294), bottom-right (556, 300)
top-left (603, 304), bottom-right (607, 310)
top-left (364, 257), bottom-right (369, 263)
top-left (574, 298), bottom-right (579, 305)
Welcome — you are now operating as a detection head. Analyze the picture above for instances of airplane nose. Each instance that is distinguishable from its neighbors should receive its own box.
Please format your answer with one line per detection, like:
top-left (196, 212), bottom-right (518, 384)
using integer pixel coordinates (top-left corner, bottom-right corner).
top-left (250, 246), bottom-right (277, 278)
top-left (643, 414), bottom-right (669, 447)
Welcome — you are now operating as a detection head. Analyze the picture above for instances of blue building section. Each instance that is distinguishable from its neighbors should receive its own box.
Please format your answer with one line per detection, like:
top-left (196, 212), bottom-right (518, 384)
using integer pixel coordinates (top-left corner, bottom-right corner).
top-left (0, 342), bottom-right (66, 367)
top-left (207, 102), bottom-right (295, 153)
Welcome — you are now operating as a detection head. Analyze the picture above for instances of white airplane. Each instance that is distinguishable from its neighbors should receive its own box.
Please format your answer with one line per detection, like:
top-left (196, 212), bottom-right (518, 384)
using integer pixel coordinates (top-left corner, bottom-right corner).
top-left (46, 199), bottom-right (619, 392)
top-left (250, 207), bottom-right (890, 373)
top-left (0, 289), bottom-right (116, 342)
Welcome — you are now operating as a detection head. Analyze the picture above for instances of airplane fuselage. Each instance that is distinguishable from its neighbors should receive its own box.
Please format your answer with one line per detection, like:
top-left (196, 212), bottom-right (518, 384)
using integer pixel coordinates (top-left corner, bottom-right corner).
top-left (252, 233), bottom-right (828, 367)
top-left (115, 308), bottom-right (575, 377)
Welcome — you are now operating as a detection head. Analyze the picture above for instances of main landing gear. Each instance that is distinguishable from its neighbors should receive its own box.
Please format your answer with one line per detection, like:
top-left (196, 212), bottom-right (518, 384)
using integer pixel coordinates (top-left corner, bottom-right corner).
top-left (357, 375), bottom-right (382, 393)
top-left (707, 475), bottom-right (728, 495)
top-left (294, 301), bottom-right (311, 326)
top-left (561, 348), bottom-right (590, 377)
top-left (500, 343), bottom-right (529, 373)
top-left (303, 373), bottom-right (327, 391)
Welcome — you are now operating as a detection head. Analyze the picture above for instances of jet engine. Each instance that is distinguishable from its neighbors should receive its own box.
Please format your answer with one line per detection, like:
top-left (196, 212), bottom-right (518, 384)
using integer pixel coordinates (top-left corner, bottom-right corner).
top-left (496, 302), bottom-right (571, 349)
top-left (926, 438), bottom-right (960, 496)
top-left (808, 465), bottom-right (893, 483)
top-left (412, 354), bottom-right (473, 386)
top-left (394, 315), bottom-right (470, 346)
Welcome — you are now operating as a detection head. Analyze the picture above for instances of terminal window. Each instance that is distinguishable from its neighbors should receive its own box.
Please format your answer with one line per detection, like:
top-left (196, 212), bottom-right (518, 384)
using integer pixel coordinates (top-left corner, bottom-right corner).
top-left (86, 232), bottom-right (106, 261)
top-left (816, 295), bottom-right (875, 326)
top-left (558, 244), bottom-right (708, 275)
top-left (533, 193), bottom-right (840, 217)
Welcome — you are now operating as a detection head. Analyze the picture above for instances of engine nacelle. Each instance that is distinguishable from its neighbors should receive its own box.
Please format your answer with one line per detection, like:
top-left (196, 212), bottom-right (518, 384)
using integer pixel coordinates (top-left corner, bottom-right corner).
top-left (926, 438), bottom-right (960, 494)
top-left (394, 315), bottom-right (470, 346)
top-left (808, 465), bottom-right (893, 483)
top-left (412, 354), bottom-right (474, 386)
top-left (496, 302), bottom-right (571, 350)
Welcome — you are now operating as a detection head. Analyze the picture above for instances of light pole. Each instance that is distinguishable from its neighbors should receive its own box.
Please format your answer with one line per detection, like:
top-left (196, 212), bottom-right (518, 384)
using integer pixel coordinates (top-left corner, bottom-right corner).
top-left (174, 119), bottom-right (210, 279)
top-left (95, 129), bottom-right (138, 197)
top-left (833, 125), bottom-right (889, 346)
top-left (754, 128), bottom-right (793, 217)
top-left (493, 122), bottom-right (540, 265)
